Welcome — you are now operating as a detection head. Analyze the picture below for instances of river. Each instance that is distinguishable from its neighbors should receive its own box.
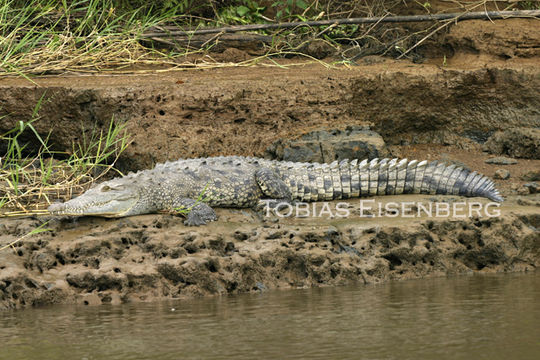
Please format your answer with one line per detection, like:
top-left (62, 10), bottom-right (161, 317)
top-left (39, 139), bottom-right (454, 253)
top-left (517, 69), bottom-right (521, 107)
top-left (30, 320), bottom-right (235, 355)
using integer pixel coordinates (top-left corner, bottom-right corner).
top-left (1, 273), bottom-right (538, 360)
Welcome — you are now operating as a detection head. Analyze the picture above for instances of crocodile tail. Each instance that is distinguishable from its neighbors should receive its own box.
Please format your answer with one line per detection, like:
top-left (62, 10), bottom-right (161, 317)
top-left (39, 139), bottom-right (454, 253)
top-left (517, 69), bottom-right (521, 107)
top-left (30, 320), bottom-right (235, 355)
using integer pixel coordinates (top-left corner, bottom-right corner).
top-left (286, 158), bottom-right (503, 202)
top-left (458, 171), bottom-right (504, 202)
top-left (349, 158), bottom-right (504, 202)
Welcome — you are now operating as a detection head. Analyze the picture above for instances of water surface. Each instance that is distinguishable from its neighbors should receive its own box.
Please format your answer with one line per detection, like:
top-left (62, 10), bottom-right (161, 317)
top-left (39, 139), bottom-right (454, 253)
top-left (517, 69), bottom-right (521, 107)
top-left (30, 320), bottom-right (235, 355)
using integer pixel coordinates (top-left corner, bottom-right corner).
top-left (1, 273), bottom-right (538, 360)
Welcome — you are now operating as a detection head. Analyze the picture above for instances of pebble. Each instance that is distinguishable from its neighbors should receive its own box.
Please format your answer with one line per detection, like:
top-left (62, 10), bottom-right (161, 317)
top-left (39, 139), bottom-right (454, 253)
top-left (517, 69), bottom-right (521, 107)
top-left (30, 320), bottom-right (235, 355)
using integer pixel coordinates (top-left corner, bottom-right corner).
top-left (493, 169), bottom-right (510, 180)
top-left (233, 230), bottom-right (249, 241)
top-left (521, 171), bottom-right (540, 181)
top-left (485, 156), bottom-right (518, 165)
top-left (517, 186), bottom-right (530, 195)
top-left (524, 182), bottom-right (539, 194)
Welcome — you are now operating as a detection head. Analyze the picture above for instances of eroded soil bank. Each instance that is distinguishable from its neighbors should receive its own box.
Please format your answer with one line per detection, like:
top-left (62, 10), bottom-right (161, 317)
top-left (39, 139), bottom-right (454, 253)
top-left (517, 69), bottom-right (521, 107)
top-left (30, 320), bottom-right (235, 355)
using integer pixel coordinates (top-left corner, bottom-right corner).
top-left (1, 18), bottom-right (540, 309)
top-left (1, 59), bottom-right (539, 171)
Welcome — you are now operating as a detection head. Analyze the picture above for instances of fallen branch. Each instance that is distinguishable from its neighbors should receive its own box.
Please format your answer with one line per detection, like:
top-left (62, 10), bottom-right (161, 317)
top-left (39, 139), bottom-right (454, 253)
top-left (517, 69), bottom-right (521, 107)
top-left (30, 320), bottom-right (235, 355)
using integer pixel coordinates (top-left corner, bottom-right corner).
top-left (142, 10), bottom-right (540, 37)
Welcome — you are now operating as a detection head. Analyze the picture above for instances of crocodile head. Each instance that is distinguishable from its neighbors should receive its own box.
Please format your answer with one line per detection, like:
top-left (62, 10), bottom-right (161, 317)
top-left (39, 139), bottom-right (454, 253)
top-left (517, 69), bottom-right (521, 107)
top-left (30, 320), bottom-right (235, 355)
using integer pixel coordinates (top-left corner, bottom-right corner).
top-left (48, 179), bottom-right (141, 217)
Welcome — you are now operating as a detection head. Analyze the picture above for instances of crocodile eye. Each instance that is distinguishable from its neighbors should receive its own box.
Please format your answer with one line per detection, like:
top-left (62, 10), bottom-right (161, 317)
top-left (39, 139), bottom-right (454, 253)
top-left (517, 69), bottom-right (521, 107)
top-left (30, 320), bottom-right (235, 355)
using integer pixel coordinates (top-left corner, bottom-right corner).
top-left (101, 185), bottom-right (111, 192)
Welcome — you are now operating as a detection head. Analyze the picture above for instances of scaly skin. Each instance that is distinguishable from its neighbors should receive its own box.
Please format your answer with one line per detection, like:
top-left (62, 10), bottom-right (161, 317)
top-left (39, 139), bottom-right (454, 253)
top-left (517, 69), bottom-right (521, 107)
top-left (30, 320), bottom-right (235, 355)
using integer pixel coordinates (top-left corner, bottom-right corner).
top-left (47, 156), bottom-right (503, 225)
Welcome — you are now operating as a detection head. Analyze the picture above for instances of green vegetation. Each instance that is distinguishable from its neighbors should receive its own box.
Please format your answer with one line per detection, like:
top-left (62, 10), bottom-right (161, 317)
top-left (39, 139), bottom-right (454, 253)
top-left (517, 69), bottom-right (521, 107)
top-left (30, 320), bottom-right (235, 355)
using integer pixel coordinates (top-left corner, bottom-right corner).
top-left (1, 0), bottom-right (534, 76)
top-left (518, 1), bottom-right (540, 10)
top-left (0, 0), bottom-right (395, 76)
top-left (217, 0), bottom-right (269, 25)
top-left (0, 96), bottom-right (130, 216)
top-left (0, 0), bottom-right (207, 75)
top-left (0, 220), bottom-right (50, 252)
top-left (272, 0), bottom-right (309, 21)
top-left (171, 183), bottom-right (211, 216)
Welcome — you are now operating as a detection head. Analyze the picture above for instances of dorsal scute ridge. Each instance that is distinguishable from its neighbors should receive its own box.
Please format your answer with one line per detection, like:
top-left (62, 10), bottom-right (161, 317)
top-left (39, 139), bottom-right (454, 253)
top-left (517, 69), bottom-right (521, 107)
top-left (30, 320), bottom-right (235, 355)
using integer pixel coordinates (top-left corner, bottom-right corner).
top-left (103, 155), bottom-right (503, 204)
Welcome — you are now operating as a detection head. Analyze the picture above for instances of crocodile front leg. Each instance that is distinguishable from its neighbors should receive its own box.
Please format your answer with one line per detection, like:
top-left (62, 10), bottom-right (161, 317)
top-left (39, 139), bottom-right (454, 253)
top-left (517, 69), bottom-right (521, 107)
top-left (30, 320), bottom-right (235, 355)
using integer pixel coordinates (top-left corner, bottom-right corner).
top-left (172, 198), bottom-right (217, 226)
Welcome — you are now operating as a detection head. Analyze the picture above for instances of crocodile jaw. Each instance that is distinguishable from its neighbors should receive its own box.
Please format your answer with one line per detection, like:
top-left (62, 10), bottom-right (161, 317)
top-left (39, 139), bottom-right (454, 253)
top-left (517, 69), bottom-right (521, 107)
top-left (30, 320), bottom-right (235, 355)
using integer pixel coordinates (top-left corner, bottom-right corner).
top-left (48, 198), bottom-right (138, 217)
top-left (47, 186), bottom-right (140, 218)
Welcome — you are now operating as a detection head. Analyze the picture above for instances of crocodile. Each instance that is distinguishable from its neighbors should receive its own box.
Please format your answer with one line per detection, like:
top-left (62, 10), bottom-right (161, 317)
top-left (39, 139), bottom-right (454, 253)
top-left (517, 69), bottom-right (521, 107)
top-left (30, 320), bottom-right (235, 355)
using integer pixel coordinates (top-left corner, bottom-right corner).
top-left (47, 156), bottom-right (503, 225)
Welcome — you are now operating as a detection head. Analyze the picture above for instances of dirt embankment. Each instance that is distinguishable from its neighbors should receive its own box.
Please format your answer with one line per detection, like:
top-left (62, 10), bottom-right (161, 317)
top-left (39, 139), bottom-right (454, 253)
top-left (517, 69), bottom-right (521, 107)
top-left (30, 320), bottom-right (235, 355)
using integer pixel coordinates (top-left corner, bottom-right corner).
top-left (1, 17), bottom-right (540, 309)
top-left (0, 62), bottom-right (539, 171)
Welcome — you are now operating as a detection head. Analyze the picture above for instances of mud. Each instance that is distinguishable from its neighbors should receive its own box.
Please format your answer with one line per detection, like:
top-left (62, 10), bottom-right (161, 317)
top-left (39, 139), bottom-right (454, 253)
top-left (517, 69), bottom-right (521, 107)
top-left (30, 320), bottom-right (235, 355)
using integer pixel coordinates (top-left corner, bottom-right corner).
top-left (1, 62), bottom-right (538, 171)
top-left (444, 19), bottom-right (540, 59)
top-left (1, 17), bottom-right (540, 309)
top-left (1, 193), bottom-right (538, 310)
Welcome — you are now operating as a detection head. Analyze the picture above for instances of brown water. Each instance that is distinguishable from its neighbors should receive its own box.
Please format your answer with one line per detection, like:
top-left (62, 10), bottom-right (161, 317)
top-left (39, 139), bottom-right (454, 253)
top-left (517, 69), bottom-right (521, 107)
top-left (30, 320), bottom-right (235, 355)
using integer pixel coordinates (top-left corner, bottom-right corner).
top-left (1, 273), bottom-right (539, 360)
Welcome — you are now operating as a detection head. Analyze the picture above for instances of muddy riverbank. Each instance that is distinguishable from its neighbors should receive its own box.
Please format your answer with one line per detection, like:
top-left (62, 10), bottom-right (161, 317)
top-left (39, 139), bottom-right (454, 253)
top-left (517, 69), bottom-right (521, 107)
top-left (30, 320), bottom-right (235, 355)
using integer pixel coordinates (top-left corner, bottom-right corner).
top-left (1, 192), bottom-right (538, 310)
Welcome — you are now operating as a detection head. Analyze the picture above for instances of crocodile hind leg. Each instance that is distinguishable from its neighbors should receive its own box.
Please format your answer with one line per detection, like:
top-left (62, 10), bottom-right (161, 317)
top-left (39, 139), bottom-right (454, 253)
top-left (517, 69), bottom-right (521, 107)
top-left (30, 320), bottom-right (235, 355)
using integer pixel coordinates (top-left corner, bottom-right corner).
top-left (255, 168), bottom-right (292, 199)
top-left (172, 198), bottom-right (217, 226)
top-left (255, 168), bottom-right (293, 211)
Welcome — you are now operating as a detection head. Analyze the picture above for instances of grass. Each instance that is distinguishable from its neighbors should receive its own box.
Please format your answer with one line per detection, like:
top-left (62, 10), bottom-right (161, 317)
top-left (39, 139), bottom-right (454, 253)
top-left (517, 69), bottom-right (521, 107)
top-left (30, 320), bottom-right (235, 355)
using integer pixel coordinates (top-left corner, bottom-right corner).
top-left (0, 96), bottom-right (130, 216)
top-left (170, 183), bottom-right (211, 217)
top-left (0, 220), bottom-right (50, 252)
top-left (0, 0), bottom-right (203, 75)
top-left (0, 0), bottom-right (320, 77)
top-left (2, 0), bottom-right (528, 77)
